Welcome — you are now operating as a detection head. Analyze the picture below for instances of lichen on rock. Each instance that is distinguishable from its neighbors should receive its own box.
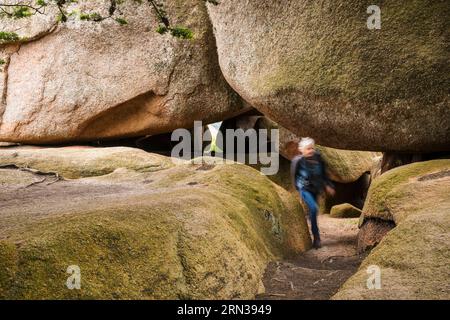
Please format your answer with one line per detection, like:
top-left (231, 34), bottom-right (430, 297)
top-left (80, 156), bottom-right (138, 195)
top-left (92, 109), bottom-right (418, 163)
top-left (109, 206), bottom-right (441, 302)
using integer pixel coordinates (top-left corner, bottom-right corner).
top-left (0, 146), bottom-right (174, 179)
top-left (207, 0), bottom-right (450, 152)
top-left (0, 147), bottom-right (310, 299)
top-left (333, 160), bottom-right (450, 299)
top-left (330, 203), bottom-right (362, 219)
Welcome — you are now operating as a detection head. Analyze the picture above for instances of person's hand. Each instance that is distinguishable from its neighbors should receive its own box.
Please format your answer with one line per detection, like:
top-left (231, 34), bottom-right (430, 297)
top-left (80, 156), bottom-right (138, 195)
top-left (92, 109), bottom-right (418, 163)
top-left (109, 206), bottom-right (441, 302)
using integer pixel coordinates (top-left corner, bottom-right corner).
top-left (326, 185), bottom-right (335, 196)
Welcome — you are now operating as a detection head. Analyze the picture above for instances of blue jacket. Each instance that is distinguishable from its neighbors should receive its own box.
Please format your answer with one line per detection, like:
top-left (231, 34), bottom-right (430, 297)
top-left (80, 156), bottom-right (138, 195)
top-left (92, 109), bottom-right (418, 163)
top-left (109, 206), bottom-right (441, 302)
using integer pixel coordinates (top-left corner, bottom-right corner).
top-left (290, 151), bottom-right (333, 194)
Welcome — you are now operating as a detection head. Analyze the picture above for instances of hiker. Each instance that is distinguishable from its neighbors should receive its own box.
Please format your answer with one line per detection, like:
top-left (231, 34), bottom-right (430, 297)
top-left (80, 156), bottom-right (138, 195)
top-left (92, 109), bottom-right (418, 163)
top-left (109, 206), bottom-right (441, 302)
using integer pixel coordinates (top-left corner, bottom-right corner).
top-left (290, 137), bottom-right (335, 249)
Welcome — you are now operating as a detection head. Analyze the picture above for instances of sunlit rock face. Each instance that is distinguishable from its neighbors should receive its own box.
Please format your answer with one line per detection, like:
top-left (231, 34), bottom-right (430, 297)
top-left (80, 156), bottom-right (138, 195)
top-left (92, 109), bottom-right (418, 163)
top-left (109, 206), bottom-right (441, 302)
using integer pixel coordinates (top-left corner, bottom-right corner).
top-left (0, 0), bottom-right (248, 144)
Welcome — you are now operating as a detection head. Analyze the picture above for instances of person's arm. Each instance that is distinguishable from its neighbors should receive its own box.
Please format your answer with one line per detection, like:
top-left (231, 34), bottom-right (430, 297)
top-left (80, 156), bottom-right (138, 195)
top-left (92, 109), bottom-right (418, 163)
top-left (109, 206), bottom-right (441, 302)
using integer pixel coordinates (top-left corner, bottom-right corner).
top-left (318, 153), bottom-right (335, 191)
top-left (290, 156), bottom-right (301, 190)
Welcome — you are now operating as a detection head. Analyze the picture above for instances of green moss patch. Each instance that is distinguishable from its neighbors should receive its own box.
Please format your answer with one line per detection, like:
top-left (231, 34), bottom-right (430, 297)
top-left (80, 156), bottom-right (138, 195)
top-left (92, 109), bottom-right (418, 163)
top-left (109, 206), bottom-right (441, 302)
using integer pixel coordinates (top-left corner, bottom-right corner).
top-left (334, 160), bottom-right (450, 299)
top-left (330, 203), bottom-right (362, 219)
top-left (0, 150), bottom-right (310, 299)
top-left (0, 147), bottom-right (173, 179)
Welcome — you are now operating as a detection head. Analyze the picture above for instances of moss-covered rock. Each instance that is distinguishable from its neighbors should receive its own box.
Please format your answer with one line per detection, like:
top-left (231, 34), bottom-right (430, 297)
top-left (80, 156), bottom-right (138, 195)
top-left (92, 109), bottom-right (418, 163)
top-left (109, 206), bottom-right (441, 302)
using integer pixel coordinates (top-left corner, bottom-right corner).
top-left (315, 146), bottom-right (377, 184)
top-left (207, 0), bottom-right (450, 152)
top-left (330, 203), bottom-right (362, 219)
top-left (0, 146), bottom-right (173, 179)
top-left (360, 159), bottom-right (450, 224)
top-left (333, 160), bottom-right (450, 299)
top-left (0, 148), bottom-right (310, 299)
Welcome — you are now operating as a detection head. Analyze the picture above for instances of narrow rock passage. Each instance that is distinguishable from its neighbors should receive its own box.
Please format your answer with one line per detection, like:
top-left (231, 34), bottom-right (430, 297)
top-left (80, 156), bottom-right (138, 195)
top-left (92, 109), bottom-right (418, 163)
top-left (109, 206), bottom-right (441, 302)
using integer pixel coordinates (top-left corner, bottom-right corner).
top-left (257, 215), bottom-right (366, 300)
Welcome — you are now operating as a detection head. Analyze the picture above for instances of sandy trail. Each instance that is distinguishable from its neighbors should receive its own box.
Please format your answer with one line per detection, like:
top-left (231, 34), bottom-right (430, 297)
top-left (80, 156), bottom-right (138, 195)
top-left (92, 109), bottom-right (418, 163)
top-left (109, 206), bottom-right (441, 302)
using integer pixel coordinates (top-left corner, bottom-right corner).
top-left (257, 215), bottom-right (366, 300)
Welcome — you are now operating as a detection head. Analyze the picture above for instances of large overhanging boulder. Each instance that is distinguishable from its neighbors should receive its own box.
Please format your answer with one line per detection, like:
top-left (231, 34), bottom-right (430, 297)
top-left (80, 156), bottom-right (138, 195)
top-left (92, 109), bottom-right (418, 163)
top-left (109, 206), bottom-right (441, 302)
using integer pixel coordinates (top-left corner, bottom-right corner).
top-left (207, 0), bottom-right (450, 152)
top-left (0, 0), bottom-right (248, 144)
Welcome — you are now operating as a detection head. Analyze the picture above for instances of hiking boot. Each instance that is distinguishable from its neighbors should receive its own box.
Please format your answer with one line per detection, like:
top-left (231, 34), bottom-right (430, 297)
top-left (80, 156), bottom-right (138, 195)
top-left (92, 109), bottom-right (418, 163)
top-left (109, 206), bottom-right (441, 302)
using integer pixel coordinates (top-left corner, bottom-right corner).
top-left (312, 236), bottom-right (322, 249)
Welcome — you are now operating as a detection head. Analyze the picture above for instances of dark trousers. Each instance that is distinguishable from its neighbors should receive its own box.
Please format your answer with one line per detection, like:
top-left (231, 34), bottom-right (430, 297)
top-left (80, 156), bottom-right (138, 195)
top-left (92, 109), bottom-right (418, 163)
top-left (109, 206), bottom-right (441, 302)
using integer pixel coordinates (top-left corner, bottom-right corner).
top-left (300, 190), bottom-right (320, 239)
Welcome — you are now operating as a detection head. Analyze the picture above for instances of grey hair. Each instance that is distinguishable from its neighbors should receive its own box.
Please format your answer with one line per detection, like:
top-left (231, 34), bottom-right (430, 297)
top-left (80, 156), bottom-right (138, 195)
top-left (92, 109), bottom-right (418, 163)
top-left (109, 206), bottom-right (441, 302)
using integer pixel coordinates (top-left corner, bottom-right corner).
top-left (299, 137), bottom-right (315, 150)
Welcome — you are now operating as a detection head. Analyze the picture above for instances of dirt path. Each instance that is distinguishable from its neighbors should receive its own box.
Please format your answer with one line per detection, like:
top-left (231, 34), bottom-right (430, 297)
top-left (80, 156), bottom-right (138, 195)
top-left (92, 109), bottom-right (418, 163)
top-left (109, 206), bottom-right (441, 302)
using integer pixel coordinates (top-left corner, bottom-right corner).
top-left (257, 215), bottom-right (367, 300)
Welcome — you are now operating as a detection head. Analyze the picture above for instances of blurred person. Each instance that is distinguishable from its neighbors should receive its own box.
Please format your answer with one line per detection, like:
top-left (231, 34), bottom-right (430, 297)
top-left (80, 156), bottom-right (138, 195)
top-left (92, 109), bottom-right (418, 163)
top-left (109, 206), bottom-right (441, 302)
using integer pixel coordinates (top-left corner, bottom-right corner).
top-left (290, 138), bottom-right (335, 249)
